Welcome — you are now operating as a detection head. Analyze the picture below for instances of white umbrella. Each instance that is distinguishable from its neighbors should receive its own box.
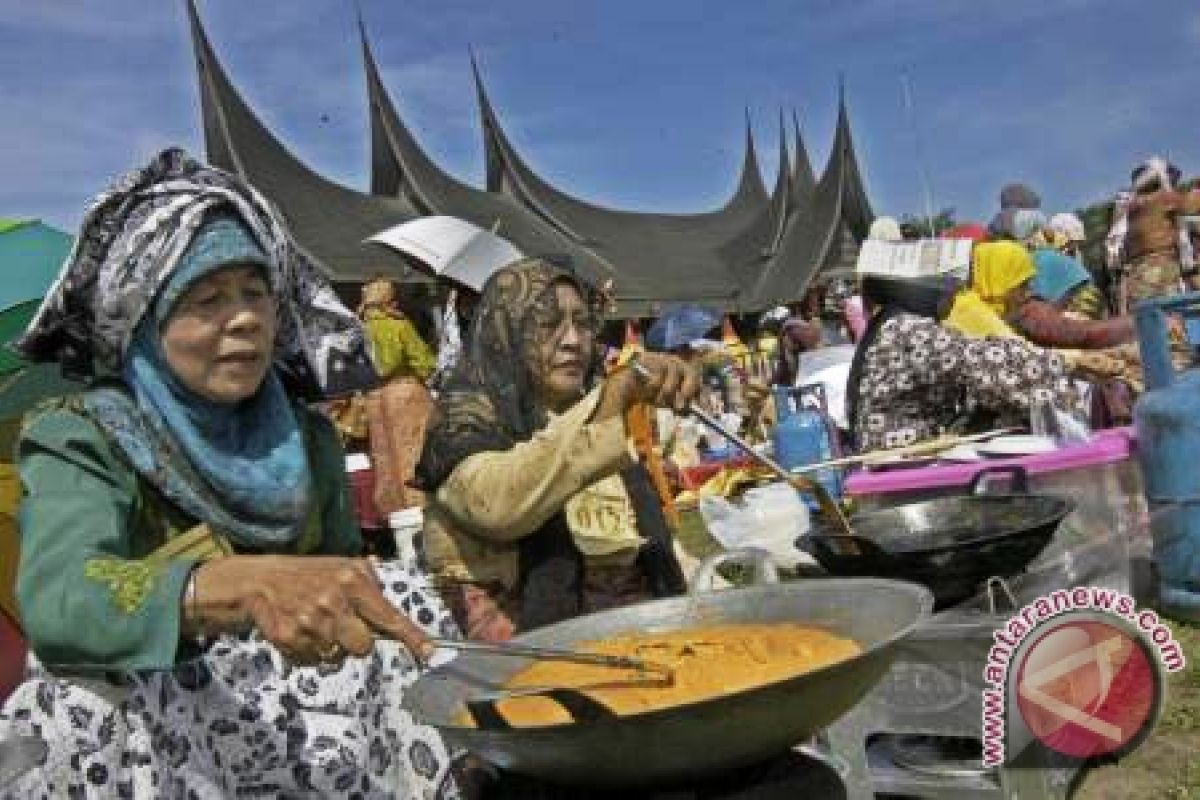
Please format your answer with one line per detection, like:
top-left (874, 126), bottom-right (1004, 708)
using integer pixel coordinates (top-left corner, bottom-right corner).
top-left (366, 216), bottom-right (522, 292)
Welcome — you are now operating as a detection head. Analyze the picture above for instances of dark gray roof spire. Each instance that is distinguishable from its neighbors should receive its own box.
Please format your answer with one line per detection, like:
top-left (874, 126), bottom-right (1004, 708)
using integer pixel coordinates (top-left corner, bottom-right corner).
top-left (187, 0), bottom-right (420, 281)
top-left (746, 82), bottom-right (874, 305)
top-left (187, 4), bottom-right (873, 312)
top-left (790, 109), bottom-right (816, 205)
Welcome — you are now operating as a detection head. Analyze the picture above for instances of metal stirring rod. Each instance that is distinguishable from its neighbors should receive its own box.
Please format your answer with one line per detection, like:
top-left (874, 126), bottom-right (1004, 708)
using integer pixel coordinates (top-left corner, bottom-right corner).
top-left (628, 359), bottom-right (854, 535)
top-left (430, 638), bottom-right (671, 677)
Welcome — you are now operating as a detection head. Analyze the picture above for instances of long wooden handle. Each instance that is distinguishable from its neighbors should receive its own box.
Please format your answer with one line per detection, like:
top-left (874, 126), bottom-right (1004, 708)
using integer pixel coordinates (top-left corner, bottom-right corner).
top-left (790, 428), bottom-right (1021, 474)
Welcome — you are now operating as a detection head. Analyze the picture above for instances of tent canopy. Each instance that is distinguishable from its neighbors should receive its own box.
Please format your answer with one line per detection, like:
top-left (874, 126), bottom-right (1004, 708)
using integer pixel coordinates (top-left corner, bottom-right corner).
top-left (0, 220), bottom-right (73, 374)
top-left (0, 220), bottom-right (71, 311)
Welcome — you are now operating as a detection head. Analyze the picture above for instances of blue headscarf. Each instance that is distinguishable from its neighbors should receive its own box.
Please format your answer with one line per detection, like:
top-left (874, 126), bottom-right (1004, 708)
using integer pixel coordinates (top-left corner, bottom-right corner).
top-left (1031, 249), bottom-right (1092, 305)
top-left (84, 215), bottom-right (312, 548)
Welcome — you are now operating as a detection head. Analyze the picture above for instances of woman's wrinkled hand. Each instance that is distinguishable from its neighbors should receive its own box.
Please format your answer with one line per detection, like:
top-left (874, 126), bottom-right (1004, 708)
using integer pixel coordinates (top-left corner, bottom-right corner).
top-left (190, 556), bottom-right (433, 666)
top-left (597, 352), bottom-right (701, 420)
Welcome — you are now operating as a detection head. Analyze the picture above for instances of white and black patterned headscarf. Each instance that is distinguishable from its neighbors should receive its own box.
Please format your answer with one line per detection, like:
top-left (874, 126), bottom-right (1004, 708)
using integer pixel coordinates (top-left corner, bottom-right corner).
top-left (16, 147), bottom-right (377, 401)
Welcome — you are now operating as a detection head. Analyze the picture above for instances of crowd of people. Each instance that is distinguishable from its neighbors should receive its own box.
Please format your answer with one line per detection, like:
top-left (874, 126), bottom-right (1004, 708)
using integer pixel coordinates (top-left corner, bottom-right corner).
top-left (1, 146), bottom-right (1198, 797)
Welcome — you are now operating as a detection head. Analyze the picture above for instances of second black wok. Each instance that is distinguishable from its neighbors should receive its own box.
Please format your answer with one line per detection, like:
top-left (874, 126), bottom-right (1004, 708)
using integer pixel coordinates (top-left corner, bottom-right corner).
top-left (800, 489), bottom-right (1073, 608)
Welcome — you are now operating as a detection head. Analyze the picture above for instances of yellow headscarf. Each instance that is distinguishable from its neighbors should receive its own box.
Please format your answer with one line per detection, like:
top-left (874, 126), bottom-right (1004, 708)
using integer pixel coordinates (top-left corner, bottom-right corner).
top-left (944, 241), bottom-right (1035, 338)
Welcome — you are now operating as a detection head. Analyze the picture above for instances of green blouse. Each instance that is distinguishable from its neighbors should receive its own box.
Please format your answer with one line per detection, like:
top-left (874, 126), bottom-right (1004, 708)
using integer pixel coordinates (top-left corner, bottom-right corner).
top-left (15, 396), bottom-right (361, 672)
top-left (363, 310), bottom-right (436, 382)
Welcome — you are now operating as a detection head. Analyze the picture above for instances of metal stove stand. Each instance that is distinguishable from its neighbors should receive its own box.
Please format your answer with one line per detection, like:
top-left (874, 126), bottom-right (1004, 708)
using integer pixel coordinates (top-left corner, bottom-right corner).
top-left (819, 551), bottom-right (1128, 800)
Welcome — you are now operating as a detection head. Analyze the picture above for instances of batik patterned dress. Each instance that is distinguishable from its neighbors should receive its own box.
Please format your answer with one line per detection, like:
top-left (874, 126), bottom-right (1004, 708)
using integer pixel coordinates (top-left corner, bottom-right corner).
top-left (0, 561), bottom-right (466, 800)
top-left (853, 314), bottom-right (1076, 451)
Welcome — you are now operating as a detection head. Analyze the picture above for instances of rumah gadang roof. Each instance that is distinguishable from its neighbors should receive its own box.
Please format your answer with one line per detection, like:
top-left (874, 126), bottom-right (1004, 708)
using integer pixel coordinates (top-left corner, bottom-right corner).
top-left (715, 111), bottom-right (797, 289)
top-left (187, 0), bottom-right (419, 282)
top-left (474, 60), bottom-right (789, 310)
top-left (790, 110), bottom-right (817, 208)
top-left (361, 27), bottom-right (618, 293)
top-left (745, 86), bottom-right (874, 307)
top-left (187, 1), bottom-right (874, 314)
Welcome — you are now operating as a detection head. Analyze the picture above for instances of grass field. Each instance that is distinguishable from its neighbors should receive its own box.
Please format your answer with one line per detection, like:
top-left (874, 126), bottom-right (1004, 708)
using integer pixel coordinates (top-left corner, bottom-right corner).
top-left (1075, 620), bottom-right (1200, 799)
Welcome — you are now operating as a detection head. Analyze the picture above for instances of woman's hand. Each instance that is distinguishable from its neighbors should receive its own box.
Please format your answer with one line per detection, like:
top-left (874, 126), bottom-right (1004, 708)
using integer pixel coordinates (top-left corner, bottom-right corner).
top-left (595, 352), bottom-right (701, 420)
top-left (188, 556), bottom-right (433, 666)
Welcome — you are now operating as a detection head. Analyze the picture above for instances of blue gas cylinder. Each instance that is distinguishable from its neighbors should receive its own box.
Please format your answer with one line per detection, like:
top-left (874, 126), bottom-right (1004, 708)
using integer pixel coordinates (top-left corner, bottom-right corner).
top-left (1133, 291), bottom-right (1200, 622)
top-left (772, 385), bottom-right (842, 505)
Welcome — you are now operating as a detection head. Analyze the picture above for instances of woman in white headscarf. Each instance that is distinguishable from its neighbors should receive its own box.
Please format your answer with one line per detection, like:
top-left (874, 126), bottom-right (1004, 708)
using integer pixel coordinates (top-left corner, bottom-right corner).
top-left (867, 216), bottom-right (904, 242)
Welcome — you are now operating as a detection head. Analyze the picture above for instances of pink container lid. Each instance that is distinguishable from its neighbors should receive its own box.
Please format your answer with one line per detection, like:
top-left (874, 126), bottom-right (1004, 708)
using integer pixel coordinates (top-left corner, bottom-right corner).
top-left (845, 428), bottom-right (1137, 497)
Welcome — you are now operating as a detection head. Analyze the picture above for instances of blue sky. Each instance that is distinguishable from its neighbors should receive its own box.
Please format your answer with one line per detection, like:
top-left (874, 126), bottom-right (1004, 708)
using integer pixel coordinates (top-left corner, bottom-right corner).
top-left (3, 0), bottom-right (1200, 232)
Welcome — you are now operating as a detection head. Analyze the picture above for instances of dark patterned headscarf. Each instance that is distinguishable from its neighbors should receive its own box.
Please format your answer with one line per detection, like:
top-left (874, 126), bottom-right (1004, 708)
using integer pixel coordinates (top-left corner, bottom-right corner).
top-left (16, 147), bottom-right (376, 401)
top-left (417, 258), bottom-right (598, 489)
top-left (418, 259), bottom-right (684, 631)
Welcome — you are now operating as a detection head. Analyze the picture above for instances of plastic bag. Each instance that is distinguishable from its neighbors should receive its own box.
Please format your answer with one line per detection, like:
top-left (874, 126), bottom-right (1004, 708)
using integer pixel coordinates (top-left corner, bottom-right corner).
top-left (698, 483), bottom-right (814, 568)
top-left (1030, 398), bottom-right (1092, 445)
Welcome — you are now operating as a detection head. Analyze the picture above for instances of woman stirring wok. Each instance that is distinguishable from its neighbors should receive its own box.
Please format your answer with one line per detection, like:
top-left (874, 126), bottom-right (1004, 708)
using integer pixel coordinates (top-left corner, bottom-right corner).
top-left (415, 262), bottom-right (836, 798)
top-left (418, 259), bottom-right (701, 642)
top-left (0, 150), bottom-right (470, 798)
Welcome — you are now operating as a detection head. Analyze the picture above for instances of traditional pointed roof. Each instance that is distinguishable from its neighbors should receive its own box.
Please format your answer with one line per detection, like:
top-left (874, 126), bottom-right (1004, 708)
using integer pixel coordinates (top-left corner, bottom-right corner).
top-left (808, 89), bottom-right (873, 285)
top-left (475, 58), bottom-right (767, 227)
top-left (790, 109), bottom-right (816, 207)
top-left (764, 111), bottom-right (795, 255)
top-left (735, 112), bottom-right (771, 210)
top-left (188, 3), bottom-right (874, 313)
top-left (361, 27), bottom-right (620, 296)
top-left (715, 111), bottom-right (794, 289)
top-left (472, 60), bottom-right (781, 308)
top-left (747, 89), bottom-right (874, 306)
top-left (187, 0), bottom-right (418, 282)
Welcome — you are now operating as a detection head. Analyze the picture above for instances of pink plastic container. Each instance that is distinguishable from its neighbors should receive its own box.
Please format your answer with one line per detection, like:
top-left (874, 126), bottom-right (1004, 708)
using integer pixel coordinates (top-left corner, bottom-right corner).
top-left (844, 429), bottom-right (1148, 596)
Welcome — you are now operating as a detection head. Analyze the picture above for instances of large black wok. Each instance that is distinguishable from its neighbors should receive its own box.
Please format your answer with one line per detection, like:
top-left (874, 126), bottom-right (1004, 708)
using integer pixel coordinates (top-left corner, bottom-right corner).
top-left (404, 550), bottom-right (932, 786)
top-left (801, 466), bottom-right (1073, 608)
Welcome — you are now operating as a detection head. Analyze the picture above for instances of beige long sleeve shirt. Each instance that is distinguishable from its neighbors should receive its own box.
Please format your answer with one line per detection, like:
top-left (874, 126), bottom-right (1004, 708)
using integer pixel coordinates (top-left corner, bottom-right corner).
top-left (422, 388), bottom-right (645, 589)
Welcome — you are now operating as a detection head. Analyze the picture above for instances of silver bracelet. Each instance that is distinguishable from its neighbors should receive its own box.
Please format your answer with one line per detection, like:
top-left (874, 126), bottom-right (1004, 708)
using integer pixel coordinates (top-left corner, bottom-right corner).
top-left (184, 566), bottom-right (205, 643)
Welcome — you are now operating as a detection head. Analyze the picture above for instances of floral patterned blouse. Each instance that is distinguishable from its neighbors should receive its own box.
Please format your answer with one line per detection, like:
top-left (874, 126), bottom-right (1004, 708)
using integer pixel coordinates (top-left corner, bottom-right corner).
top-left (853, 313), bottom-right (1078, 451)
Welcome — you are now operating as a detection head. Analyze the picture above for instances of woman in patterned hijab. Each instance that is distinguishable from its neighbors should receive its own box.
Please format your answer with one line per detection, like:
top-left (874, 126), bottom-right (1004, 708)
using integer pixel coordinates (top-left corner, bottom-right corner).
top-left (19, 148), bottom-right (376, 399)
top-left (848, 275), bottom-right (1078, 451)
top-left (1, 149), bottom-right (470, 798)
top-left (418, 258), bottom-right (696, 640)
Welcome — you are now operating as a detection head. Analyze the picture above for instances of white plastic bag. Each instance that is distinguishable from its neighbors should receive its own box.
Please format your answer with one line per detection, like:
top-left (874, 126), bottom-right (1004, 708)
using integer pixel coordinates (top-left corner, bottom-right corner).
top-left (699, 483), bottom-right (814, 568)
top-left (1030, 398), bottom-right (1091, 445)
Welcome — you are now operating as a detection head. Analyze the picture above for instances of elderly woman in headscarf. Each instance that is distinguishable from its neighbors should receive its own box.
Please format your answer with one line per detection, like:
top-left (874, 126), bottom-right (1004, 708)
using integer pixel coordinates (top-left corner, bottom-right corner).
top-left (848, 276), bottom-right (1078, 451)
top-left (0, 150), bottom-right (468, 798)
top-left (988, 183), bottom-right (1041, 238)
top-left (417, 259), bottom-right (698, 642)
top-left (1120, 156), bottom-right (1200, 313)
top-left (353, 277), bottom-right (438, 514)
top-left (947, 240), bottom-right (1135, 350)
top-left (867, 216), bottom-right (904, 242)
top-left (773, 314), bottom-right (823, 386)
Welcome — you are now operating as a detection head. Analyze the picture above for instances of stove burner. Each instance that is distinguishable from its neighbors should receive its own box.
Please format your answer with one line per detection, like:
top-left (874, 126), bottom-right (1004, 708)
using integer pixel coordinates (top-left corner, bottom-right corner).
top-left (881, 734), bottom-right (993, 779)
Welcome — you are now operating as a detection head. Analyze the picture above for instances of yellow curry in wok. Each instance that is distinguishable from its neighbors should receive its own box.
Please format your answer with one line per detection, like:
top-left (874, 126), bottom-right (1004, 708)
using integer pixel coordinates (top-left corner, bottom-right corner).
top-left (456, 623), bottom-right (861, 728)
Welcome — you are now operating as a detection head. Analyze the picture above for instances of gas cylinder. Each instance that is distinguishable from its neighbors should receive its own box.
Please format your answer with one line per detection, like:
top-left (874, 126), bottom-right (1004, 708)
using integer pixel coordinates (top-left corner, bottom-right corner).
top-left (772, 384), bottom-right (842, 505)
top-left (1133, 291), bottom-right (1200, 621)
